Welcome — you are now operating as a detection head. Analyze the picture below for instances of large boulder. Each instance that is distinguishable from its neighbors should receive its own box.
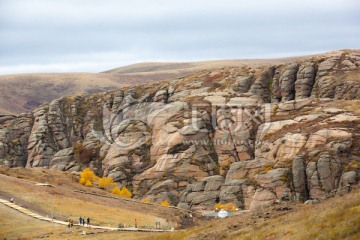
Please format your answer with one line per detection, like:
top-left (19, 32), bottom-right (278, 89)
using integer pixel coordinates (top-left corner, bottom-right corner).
top-left (50, 148), bottom-right (78, 171)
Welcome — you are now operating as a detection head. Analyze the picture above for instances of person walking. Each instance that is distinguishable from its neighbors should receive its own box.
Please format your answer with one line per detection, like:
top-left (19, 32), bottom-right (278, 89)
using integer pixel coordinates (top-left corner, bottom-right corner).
top-left (67, 219), bottom-right (71, 228)
top-left (79, 216), bottom-right (83, 225)
top-left (86, 217), bottom-right (90, 226)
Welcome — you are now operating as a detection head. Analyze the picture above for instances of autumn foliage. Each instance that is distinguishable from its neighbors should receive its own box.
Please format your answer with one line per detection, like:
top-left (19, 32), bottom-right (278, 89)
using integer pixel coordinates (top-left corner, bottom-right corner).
top-left (79, 168), bottom-right (98, 187)
top-left (98, 177), bottom-right (117, 190)
top-left (79, 168), bottom-right (132, 198)
top-left (141, 198), bottom-right (152, 203)
top-left (111, 187), bottom-right (132, 198)
top-left (214, 202), bottom-right (237, 212)
top-left (161, 201), bottom-right (171, 207)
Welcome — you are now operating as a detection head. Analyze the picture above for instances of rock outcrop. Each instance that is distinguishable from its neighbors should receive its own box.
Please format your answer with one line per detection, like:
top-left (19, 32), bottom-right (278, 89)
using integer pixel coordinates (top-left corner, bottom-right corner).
top-left (1, 50), bottom-right (360, 211)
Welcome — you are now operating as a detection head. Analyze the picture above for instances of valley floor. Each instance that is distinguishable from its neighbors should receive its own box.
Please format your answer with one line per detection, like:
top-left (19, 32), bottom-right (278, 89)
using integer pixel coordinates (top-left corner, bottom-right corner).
top-left (0, 203), bottom-right (159, 240)
top-left (2, 188), bottom-right (360, 240)
top-left (0, 168), bottom-right (191, 229)
top-left (0, 168), bottom-right (359, 240)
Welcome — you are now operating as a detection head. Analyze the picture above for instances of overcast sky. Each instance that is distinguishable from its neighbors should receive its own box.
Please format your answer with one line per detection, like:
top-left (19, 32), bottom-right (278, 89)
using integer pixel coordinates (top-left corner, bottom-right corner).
top-left (0, 0), bottom-right (359, 74)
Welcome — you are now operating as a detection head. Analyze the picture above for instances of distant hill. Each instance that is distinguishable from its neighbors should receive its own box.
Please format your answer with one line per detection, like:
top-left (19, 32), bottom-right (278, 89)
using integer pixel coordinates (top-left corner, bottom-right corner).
top-left (0, 73), bottom-right (124, 115)
top-left (0, 50), bottom-right (348, 115)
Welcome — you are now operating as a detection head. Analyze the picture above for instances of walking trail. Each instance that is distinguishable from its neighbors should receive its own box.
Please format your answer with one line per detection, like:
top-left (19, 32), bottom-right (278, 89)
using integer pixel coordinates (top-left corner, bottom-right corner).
top-left (0, 198), bottom-right (173, 232)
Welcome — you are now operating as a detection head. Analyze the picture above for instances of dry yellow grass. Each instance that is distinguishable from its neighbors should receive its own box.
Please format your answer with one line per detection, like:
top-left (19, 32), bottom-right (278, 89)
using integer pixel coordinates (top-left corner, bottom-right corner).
top-left (1, 177), bottom-right (359, 239)
top-left (228, 190), bottom-right (360, 240)
top-left (0, 204), bottom-right (63, 239)
top-left (0, 174), bottom-right (167, 228)
top-left (104, 52), bottom-right (328, 75)
top-left (0, 203), bottom-right (158, 240)
top-left (322, 100), bottom-right (360, 116)
top-left (0, 168), bottom-right (190, 227)
top-left (137, 190), bottom-right (360, 240)
top-left (0, 72), bottom-right (128, 114)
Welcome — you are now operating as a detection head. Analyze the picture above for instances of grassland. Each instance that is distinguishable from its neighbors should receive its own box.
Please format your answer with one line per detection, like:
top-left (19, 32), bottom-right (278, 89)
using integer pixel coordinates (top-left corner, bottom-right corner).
top-left (0, 203), bottom-right (159, 240)
top-left (0, 167), bottom-right (359, 239)
top-left (0, 168), bottom-right (187, 229)
top-left (0, 176), bottom-right (167, 228)
top-left (0, 204), bottom-right (63, 239)
top-left (0, 72), bottom-right (125, 114)
top-left (227, 190), bottom-right (360, 240)
top-left (322, 100), bottom-right (360, 116)
top-left (135, 189), bottom-right (360, 240)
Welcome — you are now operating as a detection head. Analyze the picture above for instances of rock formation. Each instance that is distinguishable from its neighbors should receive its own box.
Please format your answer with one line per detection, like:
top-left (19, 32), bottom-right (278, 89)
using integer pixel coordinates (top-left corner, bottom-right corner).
top-left (1, 50), bottom-right (360, 211)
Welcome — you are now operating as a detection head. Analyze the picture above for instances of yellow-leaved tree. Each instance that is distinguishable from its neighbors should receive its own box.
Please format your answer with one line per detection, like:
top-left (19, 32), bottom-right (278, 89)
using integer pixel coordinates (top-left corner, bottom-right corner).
top-left (98, 177), bottom-right (117, 190)
top-left (111, 187), bottom-right (121, 195)
top-left (141, 198), bottom-right (152, 203)
top-left (79, 168), bottom-right (98, 187)
top-left (111, 186), bottom-right (132, 198)
top-left (161, 201), bottom-right (171, 207)
top-left (214, 202), bottom-right (237, 212)
top-left (120, 187), bottom-right (132, 198)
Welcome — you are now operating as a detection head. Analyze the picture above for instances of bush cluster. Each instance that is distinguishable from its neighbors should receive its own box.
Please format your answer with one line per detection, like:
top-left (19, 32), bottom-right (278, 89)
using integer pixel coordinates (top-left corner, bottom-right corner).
top-left (79, 168), bottom-right (132, 198)
top-left (161, 201), bottom-right (171, 207)
top-left (111, 187), bottom-right (132, 198)
top-left (79, 168), bottom-right (98, 187)
top-left (141, 198), bottom-right (152, 203)
top-left (214, 202), bottom-right (237, 212)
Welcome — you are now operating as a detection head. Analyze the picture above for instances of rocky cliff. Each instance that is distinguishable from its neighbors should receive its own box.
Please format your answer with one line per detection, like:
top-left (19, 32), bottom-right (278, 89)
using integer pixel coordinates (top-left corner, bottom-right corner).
top-left (1, 50), bottom-right (360, 211)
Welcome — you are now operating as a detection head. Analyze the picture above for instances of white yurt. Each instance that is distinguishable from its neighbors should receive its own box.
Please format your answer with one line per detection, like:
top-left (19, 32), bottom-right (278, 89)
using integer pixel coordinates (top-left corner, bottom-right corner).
top-left (218, 209), bottom-right (229, 218)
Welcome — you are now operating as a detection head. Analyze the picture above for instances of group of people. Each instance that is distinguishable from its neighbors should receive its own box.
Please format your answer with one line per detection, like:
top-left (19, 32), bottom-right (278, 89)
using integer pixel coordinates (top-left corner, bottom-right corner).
top-left (67, 219), bottom-right (74, 228)
top-left (79, 216), bottom-right (90, 226)
top-left (67, 217), bottom-right (90, 227)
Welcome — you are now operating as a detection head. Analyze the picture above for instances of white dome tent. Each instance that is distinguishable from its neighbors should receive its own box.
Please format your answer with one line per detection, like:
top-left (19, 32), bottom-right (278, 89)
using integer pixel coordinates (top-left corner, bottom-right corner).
top-left (218, 209), bottom-right (229, 218)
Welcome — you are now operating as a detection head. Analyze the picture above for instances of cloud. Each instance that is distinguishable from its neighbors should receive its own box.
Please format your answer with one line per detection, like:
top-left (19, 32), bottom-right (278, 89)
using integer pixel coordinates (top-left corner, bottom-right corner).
top-left (0, 0), bottom-right (359, 74)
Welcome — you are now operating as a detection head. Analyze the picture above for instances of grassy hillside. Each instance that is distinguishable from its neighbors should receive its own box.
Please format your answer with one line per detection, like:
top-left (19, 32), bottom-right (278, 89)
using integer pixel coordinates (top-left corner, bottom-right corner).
top-left (0, 167), bottom-right (359, 239)
top-left (0, 73), bottom-right (127, 114)
top-left (0, 204), bottom-right (160, 240)
top-left (0, 168), bottom-right (187, 229)
top-left (139, 189), bottom-right (360, 240)
top-left (103, 53), bottom-right (325, 75)
top-left (228, 191), bottom-right (360, 240)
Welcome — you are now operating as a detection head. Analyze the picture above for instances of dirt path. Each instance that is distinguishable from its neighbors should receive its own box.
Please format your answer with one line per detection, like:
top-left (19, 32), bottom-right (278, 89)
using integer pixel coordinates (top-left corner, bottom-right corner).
top-left (0, 190), bottom-right (68, 222)
top-left (0, 203), bottom-right (63, 239)
top-left (0, 203), bottom-right (158, 240)
top-left (0, 197), bottom-right (173, 232)
top-left (0, 172), bottom-right (197, 228)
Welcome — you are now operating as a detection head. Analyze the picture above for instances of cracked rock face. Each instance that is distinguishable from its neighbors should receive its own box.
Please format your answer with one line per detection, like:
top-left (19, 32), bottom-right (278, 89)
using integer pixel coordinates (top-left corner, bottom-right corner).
top-left (279, 63), bottom-right (299, 101)
top-left (1, 50), bottom-right (360, 210)
top-left (295, 63), bottom-right (316, 99)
